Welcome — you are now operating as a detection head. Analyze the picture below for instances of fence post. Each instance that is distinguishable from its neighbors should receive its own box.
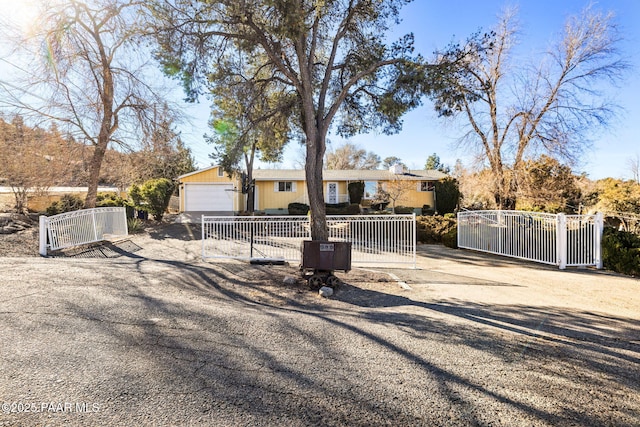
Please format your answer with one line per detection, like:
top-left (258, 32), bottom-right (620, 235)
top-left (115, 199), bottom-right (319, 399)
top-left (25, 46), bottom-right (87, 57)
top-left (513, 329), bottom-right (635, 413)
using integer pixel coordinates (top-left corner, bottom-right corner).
top-left (39, 215), bottom-right (48, 256)
top-left (456, 212), bottom-right (461, 248)
top-left (411, 213), bottom-right (417, 269)
top-left (497, 210), bottom-right (503, 255)
top-left (91, 209), bottom-right (98, 242)
top-left (201, 214), bottom-right (205, 260)
top-left (594, 212), bottom-right (604, 269)
top-left (121, 208), bottom-right (128, 236)
top-left (556, 213), bottom-right (567, 269)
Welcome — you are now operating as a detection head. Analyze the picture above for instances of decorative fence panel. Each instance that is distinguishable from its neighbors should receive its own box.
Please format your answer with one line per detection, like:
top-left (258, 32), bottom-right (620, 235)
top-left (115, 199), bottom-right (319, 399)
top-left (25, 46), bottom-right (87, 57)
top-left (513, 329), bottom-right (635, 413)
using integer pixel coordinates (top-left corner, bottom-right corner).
top-left (457, 210), bottom-right (603, 269)
top-left (39, 207), bottom-right (128, 255)
top-left (202, 214), bottom-right (416, 267)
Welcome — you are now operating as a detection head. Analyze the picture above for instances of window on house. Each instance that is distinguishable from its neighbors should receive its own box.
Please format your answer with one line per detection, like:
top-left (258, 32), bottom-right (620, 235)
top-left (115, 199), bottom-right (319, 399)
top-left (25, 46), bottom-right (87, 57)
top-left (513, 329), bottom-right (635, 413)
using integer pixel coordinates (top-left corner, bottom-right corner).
top-left (276, 181), bottom-right (294, 192)
top-left (217, 167), bottom-right (224, 177)
top-left (363, 181), bottom-right (378, 199)
top-left (420, 181), bottom-right (435, 192)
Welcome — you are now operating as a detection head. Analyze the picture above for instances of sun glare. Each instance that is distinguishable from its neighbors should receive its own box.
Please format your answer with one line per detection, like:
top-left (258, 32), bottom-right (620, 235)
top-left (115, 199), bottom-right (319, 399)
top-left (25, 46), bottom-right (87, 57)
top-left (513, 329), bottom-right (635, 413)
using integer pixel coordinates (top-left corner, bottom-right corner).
top-left (0, 0), bottom-right (41, 34)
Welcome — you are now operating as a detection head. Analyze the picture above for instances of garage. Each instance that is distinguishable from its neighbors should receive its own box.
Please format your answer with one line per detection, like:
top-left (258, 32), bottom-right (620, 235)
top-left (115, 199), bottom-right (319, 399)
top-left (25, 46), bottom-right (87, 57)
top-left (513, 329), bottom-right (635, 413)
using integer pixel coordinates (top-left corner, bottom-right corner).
top-left (183, 183), bottom-right (234, 212)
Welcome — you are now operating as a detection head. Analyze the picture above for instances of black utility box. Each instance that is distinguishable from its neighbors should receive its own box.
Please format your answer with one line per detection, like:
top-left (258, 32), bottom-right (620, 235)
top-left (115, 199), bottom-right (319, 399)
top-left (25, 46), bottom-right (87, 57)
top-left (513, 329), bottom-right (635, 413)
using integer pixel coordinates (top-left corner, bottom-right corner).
top-left (301, 240), bottom-right (352, 272)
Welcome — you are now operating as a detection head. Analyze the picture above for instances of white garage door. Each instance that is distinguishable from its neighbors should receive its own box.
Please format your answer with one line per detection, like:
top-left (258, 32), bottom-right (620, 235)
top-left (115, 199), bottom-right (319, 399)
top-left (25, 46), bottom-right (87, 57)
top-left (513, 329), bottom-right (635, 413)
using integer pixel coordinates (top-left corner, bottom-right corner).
top-left (184, 183), bottom-right (234, 212)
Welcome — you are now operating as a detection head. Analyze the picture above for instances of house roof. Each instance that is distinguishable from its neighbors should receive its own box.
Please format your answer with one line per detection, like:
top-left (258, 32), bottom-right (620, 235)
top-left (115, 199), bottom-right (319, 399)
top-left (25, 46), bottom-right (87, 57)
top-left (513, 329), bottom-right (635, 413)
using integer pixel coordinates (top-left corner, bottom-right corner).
top-left (252, 169), bottom-right (448, 181)
top-left (179, 165), bottom-right (448, 181)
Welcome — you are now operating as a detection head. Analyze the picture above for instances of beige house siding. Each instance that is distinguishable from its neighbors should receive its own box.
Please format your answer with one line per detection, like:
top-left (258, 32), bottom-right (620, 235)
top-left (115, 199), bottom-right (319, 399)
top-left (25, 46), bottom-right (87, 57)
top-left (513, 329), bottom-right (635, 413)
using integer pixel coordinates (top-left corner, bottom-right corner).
top-left (255, 180), bottom-right (306, 211)
top-left (255, 180), bottom-right (434, 211)
top-left (179, 167), bottom-right (233, 183)
top-left (396, 190), bottom-right (435, 209)
top-left (379, 181), bottom-right (436, 209)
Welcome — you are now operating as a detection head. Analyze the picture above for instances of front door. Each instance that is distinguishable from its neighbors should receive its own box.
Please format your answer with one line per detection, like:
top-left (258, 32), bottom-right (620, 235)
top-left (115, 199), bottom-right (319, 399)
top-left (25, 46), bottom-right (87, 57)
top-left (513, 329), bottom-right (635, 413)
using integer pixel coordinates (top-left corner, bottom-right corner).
top-left (327, 182), bottom-right (338, 204)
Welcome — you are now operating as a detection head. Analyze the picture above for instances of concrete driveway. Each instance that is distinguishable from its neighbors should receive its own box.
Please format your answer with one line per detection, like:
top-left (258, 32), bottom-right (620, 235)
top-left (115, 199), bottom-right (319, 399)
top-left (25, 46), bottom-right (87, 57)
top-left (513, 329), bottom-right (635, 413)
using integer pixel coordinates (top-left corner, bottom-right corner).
top-left (0, 224), bottom-right (638, 426)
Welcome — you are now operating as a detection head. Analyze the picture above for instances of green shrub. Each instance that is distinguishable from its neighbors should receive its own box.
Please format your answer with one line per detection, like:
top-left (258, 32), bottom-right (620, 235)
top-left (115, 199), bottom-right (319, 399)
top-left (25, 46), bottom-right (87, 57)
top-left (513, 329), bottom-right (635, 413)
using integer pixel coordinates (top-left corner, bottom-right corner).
top-left (442, 227), bottom-right (458, 249)
top-left (127, 217), bottom-right (144, 234)
top-left (129, 178), bottom-right (175, 221)
top-left (345, 203), bottom-right (361, 215)
top-left (96, 192), bottom-right (127, 207)
top-left (422, 205), bottom-right (435, 216)
top-left (288, 202), bottom-right (310, 215)
top-left (394, 206), bottom-right (414, 214)
top-left (434, 177), bottom-right (461, 215)
top-left (602, 227), bottom-right (640, 276)
top-left (326, 202), bottom-right (360, 215)
top-left (46, 194), bottom-right (85, 216)
top-left (348, 181), bottom-right (364, 205)
top-left (416, 215), bottom-right (457, 244)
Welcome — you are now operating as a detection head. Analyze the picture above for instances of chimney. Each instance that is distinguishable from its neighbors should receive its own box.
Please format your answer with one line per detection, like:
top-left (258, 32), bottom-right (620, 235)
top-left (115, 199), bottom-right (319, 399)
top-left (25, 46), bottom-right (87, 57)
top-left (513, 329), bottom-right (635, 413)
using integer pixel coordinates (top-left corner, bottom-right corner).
top-left (389, 164), bottom-right (404, 175)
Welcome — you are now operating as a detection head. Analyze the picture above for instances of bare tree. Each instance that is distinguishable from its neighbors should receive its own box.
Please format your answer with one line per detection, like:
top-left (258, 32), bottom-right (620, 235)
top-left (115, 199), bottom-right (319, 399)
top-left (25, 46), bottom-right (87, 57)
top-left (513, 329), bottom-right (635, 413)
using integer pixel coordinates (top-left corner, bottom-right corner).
top-left (0, 0), bottom-right (169, 208)
top-left (430, 6), bottom-right (627, 209)
top-left (382, 156), bottom-right (407, 170)
top-left (0, 115), bottom-right (80, 211)
top-left (628, 153), bottom-right (640, 184)
top-left (325, 143), bottom-right (381, 170)
top-left (382, 177), bottom-right (415, 211)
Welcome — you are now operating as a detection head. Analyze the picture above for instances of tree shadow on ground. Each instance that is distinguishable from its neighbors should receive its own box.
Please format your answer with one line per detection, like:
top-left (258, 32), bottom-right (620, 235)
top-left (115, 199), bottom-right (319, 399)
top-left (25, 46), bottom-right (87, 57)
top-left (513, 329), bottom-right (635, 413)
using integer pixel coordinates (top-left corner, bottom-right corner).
top-left (145, 222), bottom-right (202, 241)
top-left (335, 281), bottom-right (640, 386)
top-left (417, 244), bottom-right (627, 278)
top-left (31, 228), bottom-right (640, 426)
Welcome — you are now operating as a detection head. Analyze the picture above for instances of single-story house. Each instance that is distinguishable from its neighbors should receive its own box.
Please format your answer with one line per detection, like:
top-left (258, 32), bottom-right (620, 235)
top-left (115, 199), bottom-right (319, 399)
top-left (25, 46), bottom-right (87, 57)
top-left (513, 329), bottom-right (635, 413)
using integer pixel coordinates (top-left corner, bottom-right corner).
top-left (177, 164), bottom-right (448, 214)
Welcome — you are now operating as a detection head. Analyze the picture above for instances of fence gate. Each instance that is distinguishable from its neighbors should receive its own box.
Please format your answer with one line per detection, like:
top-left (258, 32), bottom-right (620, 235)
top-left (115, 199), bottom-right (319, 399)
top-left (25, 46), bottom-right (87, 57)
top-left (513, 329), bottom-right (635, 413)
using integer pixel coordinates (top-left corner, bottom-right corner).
top-left (202, 214), bottom-right (416, 267)
top-left (457, 210), bottom-right (603, 269)
top-left (39, 207), bottom-right (128, 255)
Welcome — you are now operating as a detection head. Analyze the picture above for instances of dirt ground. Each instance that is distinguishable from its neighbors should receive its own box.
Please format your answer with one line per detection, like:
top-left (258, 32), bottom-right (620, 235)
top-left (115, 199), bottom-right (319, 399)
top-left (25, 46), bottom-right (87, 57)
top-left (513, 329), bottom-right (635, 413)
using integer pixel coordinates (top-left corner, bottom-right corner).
top-left (0, 216), bottom-right (639, 426)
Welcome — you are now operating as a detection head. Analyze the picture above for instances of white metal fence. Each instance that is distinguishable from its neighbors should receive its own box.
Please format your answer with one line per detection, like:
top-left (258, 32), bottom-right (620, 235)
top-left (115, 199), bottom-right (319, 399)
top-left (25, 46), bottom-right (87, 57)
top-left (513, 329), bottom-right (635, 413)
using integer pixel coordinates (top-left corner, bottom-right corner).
top-left (39, 207), bottom-right (128, 255)
top-left (202, 214), bottom-right (416, 267)
top-left (457, 210), bottom-right (603, 269)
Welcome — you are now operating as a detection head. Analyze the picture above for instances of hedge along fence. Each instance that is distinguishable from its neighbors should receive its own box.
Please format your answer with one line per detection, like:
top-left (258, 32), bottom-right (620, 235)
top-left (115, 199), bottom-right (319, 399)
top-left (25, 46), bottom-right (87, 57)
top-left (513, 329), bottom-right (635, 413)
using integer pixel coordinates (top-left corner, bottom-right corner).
top-left (416, 215), bottom-right (457, 245)
top-left (601, 227), bottom-right (640, 276)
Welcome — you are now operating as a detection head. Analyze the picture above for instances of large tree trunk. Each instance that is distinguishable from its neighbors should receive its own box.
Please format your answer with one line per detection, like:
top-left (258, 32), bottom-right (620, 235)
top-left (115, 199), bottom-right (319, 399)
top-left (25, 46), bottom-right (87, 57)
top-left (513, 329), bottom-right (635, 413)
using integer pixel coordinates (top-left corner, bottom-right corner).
top-left (493, 171), bottom-right (517, 210)
top-left (86, 59), bottom-right (115, 209)
top-left (246, 180), bottom-right (255, 213)
top-left (305, 131), bottom-right (328, 241)
top-left (85, 106), bottom-right (113, 209)
top-left (245, 147), bottom-right (256, 213)
top-left (85, 141), bottom-right (107, 209)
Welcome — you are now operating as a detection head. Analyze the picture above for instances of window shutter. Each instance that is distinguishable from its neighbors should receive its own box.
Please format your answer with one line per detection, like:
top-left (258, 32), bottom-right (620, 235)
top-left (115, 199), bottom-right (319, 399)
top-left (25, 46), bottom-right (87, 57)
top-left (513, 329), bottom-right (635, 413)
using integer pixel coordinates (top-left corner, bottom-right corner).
top-left (417, 182), bottom-right (422, 192)
top-left (274, 182), bottom-right (279, 192)
top-left (292, 182), bottom-right (297, 192)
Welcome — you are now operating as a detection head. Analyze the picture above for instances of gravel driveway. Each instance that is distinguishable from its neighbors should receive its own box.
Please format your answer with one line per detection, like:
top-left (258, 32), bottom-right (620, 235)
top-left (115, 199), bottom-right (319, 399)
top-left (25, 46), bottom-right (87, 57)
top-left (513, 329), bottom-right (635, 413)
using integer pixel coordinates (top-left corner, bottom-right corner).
top-left (0, 223), bottom-right (638, 426)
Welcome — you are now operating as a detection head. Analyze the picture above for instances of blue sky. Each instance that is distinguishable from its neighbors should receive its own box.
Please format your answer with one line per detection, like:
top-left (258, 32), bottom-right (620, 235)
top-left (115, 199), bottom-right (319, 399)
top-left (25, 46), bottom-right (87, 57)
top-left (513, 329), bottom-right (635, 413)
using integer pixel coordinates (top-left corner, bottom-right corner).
top-left (1, 1), bottom-right (637, 180)
top-left (177, 0), bottom-right (640, 180)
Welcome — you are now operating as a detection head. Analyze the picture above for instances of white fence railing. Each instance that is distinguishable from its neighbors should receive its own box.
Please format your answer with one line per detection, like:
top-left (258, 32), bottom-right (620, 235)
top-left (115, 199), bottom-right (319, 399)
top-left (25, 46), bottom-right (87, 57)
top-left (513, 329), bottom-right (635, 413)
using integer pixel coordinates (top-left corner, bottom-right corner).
top-left (39, 207), bottom-right (128, 255)
top-left (457, 210), bottom-right (603, 269)
top-left (202, 214), bottom-right (416, 267)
